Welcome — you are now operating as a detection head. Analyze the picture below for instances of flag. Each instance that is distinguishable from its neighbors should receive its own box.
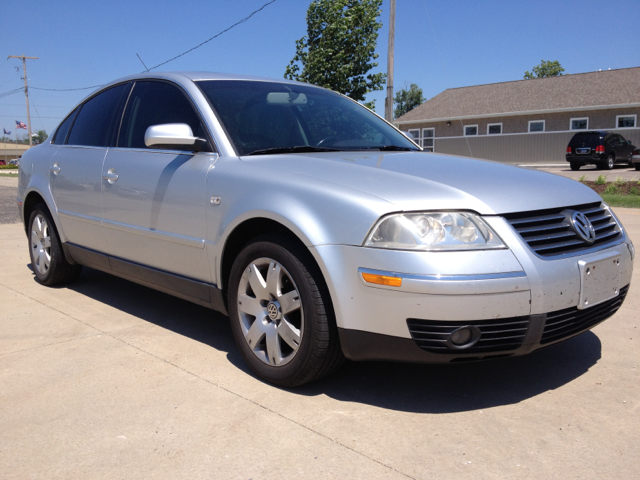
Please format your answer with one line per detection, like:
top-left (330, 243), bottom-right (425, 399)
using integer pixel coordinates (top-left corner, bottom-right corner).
top-left (3, 128), bottom-right (10, 135)
top-left (15, 120), bottom-right (27, 129)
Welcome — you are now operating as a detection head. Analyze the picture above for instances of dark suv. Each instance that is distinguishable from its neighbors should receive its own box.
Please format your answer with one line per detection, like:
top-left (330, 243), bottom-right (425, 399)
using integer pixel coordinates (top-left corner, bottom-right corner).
top-left (566, 131), bottom-right (635, 170)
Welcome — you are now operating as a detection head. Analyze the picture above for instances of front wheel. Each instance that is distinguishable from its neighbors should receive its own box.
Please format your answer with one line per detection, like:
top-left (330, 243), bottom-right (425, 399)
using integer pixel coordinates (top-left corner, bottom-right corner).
top-left (635, 163), bottom-right (640, 171)
top-left (28, 204), bottom-right (82, 285)
top-left (228, 235), bottom-right (343, 387)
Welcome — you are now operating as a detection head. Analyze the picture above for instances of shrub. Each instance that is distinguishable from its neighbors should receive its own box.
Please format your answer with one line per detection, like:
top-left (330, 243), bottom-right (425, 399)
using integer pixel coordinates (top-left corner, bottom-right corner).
top-left (595, 175), bottom-right (607, 185)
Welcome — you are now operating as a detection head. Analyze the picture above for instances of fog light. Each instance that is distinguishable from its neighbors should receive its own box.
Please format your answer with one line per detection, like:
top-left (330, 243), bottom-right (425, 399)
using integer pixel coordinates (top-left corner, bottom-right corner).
top-left (451, 328), bottom-right (472, 345)
top-left (447, 326), bottom-right (481, 349)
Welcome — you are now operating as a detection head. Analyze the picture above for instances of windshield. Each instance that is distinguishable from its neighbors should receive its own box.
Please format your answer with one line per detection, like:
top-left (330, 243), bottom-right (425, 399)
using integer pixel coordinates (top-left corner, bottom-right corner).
top-left (197, 80), bottom-right (420, 156)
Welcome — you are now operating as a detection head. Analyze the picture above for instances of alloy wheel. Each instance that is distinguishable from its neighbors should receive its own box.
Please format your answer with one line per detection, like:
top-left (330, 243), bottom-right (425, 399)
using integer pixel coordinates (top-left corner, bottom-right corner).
top-left (31, 213), bottom-right (51, 276)
top-left (236, 257), bottom-right (303, 367)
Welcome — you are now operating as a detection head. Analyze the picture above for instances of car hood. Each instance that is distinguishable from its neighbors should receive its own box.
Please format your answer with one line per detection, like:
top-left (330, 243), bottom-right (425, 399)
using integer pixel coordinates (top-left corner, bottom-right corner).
top-left (240, 151), bottom-right (601, 215)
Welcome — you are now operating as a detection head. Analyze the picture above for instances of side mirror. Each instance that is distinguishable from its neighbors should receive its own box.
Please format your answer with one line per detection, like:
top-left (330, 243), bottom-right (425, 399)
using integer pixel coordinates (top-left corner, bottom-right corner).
top-left (628, 140), bottom-right (632, 145)
top-left (144, 124), bottom-right (208, 152)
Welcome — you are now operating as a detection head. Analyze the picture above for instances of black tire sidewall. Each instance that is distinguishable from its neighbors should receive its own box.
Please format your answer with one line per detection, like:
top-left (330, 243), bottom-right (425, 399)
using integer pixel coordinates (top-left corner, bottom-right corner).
top-left (228, 237), bottom-right (327, 386)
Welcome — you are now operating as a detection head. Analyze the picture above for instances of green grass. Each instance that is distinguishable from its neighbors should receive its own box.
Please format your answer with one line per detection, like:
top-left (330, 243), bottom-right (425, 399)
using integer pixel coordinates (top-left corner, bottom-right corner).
top-left (601, 194), bottom-right (640, 208)
top-left (0, 172), bottom-right (18, 177)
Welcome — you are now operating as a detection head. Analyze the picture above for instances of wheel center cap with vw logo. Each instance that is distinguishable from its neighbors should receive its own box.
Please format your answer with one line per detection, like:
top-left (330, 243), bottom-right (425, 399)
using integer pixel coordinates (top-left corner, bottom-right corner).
top-left (570, 211), bottom-right (596, 244)
top-left (267, 301), bottom-right (281, 321)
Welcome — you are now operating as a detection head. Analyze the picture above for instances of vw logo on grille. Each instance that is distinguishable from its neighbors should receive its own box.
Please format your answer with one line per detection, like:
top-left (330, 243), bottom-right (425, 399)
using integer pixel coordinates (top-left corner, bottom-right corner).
top-left (267, 302), bottom-right (279, 320)
top-left (570, 211), bottom-right (596, 244)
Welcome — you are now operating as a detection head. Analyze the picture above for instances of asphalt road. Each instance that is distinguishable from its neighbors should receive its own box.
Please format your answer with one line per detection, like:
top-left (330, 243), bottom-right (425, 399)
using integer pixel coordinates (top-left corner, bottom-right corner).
top-left (0, 183), bottom-right (20, 225)
top-left (0, 173), bottom-right (638, 478)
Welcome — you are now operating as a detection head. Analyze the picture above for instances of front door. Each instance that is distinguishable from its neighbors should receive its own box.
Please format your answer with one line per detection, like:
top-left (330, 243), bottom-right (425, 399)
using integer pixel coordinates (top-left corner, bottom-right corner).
top-left (100, 80), bottom-right (215, 282)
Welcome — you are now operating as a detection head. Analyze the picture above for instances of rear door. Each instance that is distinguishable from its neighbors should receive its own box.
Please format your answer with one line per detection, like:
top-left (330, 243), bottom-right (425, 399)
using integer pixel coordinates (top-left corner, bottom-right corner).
top-left (101, 80), bottom-right (216, 282)
top-left (49, 83), bottom-right (131, 251)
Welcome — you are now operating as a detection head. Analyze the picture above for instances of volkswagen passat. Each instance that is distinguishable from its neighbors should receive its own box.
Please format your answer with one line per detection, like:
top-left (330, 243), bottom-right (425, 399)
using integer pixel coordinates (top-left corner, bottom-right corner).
top-left (17, 72), bottom-right (635, 386)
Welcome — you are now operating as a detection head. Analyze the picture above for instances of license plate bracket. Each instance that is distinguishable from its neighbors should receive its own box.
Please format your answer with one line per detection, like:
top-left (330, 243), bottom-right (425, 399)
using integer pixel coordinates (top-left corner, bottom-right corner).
top-left (577, 251), bottom-right (621, 310)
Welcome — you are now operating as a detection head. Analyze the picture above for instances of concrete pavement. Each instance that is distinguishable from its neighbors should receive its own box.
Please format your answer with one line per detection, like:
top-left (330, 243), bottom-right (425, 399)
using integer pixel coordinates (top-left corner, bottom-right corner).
top-left (1, 181), bottom-right (639, 479)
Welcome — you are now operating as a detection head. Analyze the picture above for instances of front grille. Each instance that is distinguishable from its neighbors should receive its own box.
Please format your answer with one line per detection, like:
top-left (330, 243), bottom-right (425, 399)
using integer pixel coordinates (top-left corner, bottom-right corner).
top-left (504, 202), bottom-right (622, 258)
top-left (541, 285), bottom-right (629, 345)
top-left (407, 317), bottom-right (529, 354)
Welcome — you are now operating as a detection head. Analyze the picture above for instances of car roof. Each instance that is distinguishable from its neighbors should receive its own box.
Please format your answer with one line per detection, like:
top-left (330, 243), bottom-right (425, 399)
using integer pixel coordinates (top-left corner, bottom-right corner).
top-left (103, 71), bottom-right (310, 88)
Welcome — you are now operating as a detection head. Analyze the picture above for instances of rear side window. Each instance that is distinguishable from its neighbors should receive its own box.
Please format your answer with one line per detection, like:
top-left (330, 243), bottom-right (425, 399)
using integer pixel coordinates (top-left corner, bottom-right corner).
top-left (118, 81), bottom-right (207, 149)
top-left (67, 83), bottom-right (131, 147)
top-left (51, 107), bottom-right (79, 145)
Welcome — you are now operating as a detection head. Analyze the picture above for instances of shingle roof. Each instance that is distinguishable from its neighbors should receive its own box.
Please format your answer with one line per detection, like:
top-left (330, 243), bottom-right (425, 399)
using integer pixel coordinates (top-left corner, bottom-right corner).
top-left (396, 67), bottom-right (640, 123)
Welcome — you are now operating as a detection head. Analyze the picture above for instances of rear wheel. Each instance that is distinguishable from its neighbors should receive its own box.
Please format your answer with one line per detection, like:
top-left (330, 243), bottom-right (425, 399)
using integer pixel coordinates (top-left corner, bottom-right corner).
top-left (28, 204), bottom-right (82, 285)
top-left (228, 234), bottom-right (343, 387)
top-left (604, 154), bottom-right (615, 170)
top-left (635, 164), bottom-right (640, 171)
top-left (570, 163), bottom-right (580, 171)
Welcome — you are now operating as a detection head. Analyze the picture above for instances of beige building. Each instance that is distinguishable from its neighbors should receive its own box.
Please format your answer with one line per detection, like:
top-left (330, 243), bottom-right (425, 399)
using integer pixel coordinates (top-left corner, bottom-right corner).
top-left (1, 142), bottom-right (30, 162)
top-left (395, 67), bottom-right (640, 164)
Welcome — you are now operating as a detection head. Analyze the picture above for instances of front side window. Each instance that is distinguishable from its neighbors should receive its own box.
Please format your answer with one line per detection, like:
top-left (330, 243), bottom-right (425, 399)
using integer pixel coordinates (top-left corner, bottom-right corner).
top-left (616, 115), bottom-right (636, 128)
top-left (487, 123), bottom-right (502, 135)
top-left (118, 81), bottom-right (207, 149)
top-left (528, 120), bottom-right (545, 132)
top-left (570, 117), bottom-right (588, 130)
top-left (197, 80), bottom-right (418, 156)
top-left (464, 125), bottom-right (478, 136)
top-left (67, 83), bottom-right (131, 147)
top-left (422, 128), bottom-right (434, 151)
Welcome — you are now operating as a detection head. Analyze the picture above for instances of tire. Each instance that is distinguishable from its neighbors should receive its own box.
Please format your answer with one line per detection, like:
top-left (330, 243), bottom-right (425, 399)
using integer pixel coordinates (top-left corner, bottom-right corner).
top-left (635, 164), bottom-right (640, 171)
top-left (228, 234), bottom-right (344, 387)
top-left (570, 163), bottom-right (580, 171)
top-left (28, 203), bottom-right (82, 286)
top-left (605, 154), bottom-right (615, 170)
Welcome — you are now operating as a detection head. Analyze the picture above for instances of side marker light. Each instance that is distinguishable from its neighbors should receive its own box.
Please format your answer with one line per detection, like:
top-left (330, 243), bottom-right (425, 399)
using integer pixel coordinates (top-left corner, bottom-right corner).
top-left (361, 272), bottom-right (402, 287)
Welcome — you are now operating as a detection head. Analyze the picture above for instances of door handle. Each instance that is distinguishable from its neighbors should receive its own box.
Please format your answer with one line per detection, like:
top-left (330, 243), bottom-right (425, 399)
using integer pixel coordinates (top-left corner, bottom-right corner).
top-left (102, 168), bottom-right (119, 184)
top-left (50, 163), bottom-right (61, 176)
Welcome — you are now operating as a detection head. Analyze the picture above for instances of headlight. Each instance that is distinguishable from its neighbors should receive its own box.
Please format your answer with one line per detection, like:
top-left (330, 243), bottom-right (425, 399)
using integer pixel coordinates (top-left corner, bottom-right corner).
top-left (364, 212), bottom-right (505, 251)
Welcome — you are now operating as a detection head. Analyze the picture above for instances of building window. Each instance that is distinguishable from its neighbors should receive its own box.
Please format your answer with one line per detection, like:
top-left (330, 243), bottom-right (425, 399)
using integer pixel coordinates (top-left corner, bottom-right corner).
top-left (616, 115), bottom-right (637, 128)
top-left (570, 117), bottom-right (589, 130)
top-left (464, 125), bottom-right (478, 136)
top-left (422, 128), bottom-right (435, 152)
top-left (528, 120), bottom-right (545, 132)
top-left (487, 123), bottom-right (502, 135)
top-left (407, 129), bottom-right (420, 144)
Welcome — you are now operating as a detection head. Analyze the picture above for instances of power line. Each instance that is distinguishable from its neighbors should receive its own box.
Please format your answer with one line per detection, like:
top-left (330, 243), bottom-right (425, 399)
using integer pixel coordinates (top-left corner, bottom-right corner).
top-left (147, 0), bottom-right (276, 71)
top-left (0, 87), bottom-right (23, 99)
top-left (30, 84), bottom-right (105, 92)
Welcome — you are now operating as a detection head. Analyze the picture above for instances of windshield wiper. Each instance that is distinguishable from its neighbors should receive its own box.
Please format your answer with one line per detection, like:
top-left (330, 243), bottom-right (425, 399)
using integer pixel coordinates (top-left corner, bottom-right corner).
top-left (246, 145), bottom-right (341, 156)
top-left (351, 145), bottom-right (418, 152)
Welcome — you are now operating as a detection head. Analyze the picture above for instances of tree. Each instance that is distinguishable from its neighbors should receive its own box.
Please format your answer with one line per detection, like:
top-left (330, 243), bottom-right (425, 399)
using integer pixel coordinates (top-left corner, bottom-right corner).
top-left (34, 130), bottom-right (48, 145)
top-left (284, 0), bottom-right (386, 103)
top-left (394, 83), bottom-right (425, 119)
top-left (524, 60), bottom-right (565, 80)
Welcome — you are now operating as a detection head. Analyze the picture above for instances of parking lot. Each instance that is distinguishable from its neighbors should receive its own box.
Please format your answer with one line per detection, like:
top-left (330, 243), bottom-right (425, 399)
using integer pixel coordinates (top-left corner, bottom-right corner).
top-left (1, 174), bottom-right (638, 479)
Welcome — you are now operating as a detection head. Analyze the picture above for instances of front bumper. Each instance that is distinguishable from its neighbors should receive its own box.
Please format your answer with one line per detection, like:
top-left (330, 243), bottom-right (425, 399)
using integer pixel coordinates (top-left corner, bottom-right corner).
top-left (313, 216), bottom-right (634, 363)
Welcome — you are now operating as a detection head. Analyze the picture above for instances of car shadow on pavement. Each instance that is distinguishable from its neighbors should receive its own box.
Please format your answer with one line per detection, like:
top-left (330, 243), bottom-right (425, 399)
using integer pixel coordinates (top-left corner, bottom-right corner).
top-left (59, 267), bottom-right (602, 414)
top-left (297, 333), bottom-right (601, 414)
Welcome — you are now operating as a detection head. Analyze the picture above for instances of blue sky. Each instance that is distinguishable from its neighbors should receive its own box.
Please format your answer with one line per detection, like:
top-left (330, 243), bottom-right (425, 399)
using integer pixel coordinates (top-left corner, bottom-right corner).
top-left (1, 0), bottom-right (639, 138)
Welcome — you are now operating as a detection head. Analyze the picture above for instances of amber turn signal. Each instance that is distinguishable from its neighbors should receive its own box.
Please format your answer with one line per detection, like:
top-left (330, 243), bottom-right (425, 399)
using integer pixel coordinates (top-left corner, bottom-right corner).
top-left (361, 272), bottom-right (402, 287)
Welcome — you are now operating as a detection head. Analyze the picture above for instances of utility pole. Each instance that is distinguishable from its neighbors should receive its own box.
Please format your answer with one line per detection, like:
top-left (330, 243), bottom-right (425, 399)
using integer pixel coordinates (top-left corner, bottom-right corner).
top-left (385, 0), bottom-right (395, 123)
top-left (8, 55), bottom-right (38, 147)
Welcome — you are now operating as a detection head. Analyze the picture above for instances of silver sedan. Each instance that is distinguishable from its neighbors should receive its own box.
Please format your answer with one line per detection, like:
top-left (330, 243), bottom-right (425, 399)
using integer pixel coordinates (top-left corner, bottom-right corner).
top-left (17, 72), bottom-right (635, 386)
